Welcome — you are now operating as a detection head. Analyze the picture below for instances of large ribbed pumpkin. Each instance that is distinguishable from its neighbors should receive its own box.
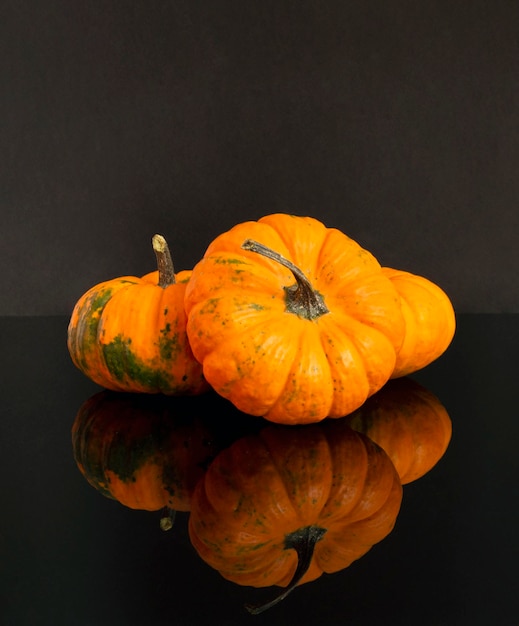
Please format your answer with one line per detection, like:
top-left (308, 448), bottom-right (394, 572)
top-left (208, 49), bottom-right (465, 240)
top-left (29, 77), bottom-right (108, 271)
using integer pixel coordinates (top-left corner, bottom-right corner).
top-left (67, 235), bottom-right (208, 395)
top-left (184, 213), bottom-right (406, 424)
top-left (188, 418), bottom-right (402, 613)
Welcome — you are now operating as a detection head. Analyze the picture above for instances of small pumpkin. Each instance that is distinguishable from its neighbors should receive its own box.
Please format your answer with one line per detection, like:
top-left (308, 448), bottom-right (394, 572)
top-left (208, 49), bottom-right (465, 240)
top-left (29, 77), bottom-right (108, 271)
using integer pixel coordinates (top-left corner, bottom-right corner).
top-left (184, 213), bottom-right (406, 424)
top-left (67, 235), bottom-right (208, 395)
top-left (188, 418), bottom-right (402, 613)
top-left (346, 377), bottom-right (452, 484)
top-left (382, 267), bottom-right (455, 378)
top-left (71, 390), bottom-right (221, 528)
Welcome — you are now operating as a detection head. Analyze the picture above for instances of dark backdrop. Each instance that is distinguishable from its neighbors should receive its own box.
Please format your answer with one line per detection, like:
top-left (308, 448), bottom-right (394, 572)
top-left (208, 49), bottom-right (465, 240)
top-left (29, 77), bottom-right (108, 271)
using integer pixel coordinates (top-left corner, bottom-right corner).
top-left (2, 1), bottom-right (518, 315)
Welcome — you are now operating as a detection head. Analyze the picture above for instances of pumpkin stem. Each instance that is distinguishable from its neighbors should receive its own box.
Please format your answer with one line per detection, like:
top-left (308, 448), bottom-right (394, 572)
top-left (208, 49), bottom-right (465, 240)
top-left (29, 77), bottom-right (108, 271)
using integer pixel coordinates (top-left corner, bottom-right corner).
top-left (159, 506), bottom-right (176, 531)
top-left (152, 234), bottom-right (176, 287)
top-left (241, 239), bottom-right (329, 320)
top-left (245, 525), bottom-right (327, 615)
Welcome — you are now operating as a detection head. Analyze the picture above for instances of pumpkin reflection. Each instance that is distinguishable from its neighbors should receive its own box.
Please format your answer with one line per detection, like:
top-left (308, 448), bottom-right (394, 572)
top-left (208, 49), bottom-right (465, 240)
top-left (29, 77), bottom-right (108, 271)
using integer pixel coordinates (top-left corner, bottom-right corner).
top-left (187, 377), bottom-right (451, 613)
top-left (72, 377), bottom-right (451, 613)
top-left (345, 377), bottom-right (452, 484)
top-left (188, 420), bottom-right (403, 614)
top-left (71, 390), bottom-right (249, 528)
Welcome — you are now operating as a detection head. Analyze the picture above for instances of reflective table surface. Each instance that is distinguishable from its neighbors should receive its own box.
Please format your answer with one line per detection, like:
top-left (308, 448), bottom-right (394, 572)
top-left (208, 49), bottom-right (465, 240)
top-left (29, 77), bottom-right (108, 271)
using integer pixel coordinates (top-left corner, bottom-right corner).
top-left (2, 315), bottom-right (518, 626)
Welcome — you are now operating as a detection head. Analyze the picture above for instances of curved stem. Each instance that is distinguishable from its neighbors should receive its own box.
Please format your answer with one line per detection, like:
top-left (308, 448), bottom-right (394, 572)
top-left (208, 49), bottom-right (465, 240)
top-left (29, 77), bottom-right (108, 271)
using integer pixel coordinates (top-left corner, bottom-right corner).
top-left (241, 239), bottom-right (329, 320)
top-left (159, 506), bottom-right (176, 531)
top-left (152, 234), bottom-right (176, 287)
top-left (245, 525), bottom-right (327, 615)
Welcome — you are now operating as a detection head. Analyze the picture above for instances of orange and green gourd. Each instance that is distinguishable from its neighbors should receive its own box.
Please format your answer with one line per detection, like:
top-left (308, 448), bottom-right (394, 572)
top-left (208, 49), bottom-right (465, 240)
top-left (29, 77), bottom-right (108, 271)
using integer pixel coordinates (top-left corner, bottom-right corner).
top-left (184, 213), bottom-right (406, 424)
top-left (67, 235), bottom-right (209, 395)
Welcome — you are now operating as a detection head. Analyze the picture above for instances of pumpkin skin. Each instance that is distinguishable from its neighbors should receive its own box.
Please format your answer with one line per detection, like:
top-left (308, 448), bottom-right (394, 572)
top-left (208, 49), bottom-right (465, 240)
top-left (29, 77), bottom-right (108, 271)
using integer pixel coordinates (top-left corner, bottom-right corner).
top-left (71, 390), bottom-right (221, 516)
top-left (188, 418), bottom-right (402, 613)
top-left (184, 214), bottom-right (406, 424)
top-left (346, 377), bottom-right (452, 484)
top-left (382, 267), bottom-right (456, 378)
top-left (67, 235), bottom-right (208, 395)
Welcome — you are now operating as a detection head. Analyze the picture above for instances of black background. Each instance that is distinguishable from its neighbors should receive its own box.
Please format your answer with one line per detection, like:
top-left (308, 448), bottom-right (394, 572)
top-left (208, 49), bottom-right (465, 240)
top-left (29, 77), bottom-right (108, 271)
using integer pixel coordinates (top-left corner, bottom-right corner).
top-left (2, 1), bottom-right (519, 315)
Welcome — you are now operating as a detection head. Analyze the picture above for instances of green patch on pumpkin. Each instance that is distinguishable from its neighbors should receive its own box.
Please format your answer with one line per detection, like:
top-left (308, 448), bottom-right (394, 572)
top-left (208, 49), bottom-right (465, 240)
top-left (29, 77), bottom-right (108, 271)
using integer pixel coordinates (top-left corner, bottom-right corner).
top-left (213, 257), bottom-right (250, 266)
top-left (71, 281), bottom-right (138, 374)
top-left (102, 335), bottom-right (176, 393)
top-left (158, 323), bottom-right (181, 361)
top-left (69, 287), bottom-right (115, 373)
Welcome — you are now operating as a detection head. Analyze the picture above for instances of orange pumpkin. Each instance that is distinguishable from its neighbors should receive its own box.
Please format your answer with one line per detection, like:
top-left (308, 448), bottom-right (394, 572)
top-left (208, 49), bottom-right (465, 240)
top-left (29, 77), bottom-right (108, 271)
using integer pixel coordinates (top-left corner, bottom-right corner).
top-left (188, 418), bottom-right (402, 613)
top-left (382, 268), bottom-right (455, 378)
top-left (184, 214), bottom-right (406, 424)
top-left (71, 390), bottom-right (221, 528)
top-left (346, 377), bottom-right (452, 484)
top-left (67, 235), bottom-right (208, 395)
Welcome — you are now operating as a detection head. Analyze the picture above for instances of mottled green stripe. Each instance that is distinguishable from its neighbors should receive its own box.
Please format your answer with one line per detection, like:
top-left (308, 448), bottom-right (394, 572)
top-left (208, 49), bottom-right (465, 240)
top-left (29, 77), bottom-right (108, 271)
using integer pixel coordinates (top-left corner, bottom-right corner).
top-left (102, 334), bottom-right (178, 393)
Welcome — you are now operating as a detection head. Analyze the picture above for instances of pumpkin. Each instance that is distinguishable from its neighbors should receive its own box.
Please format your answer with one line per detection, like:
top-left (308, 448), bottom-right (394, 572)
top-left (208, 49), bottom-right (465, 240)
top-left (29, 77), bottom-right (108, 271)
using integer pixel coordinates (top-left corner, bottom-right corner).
top-left (188, 418), bottom-right (402, 613)
top-left (346, 377), bottom-right (452, 484)
top-left (184, 213), bottom-right (406, 424)
top-left (67, 234), bottom-right (209, 395)
top-left (71, 390), bottom-right (222, 528)
top-left (382, 267), bottom-right (455, 378)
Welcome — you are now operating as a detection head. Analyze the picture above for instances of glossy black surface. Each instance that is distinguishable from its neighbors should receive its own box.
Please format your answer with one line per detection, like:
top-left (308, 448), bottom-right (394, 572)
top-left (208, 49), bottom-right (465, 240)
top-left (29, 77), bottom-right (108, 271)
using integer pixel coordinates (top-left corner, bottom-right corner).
top-left (2, 315), bottom-right (518, 626)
